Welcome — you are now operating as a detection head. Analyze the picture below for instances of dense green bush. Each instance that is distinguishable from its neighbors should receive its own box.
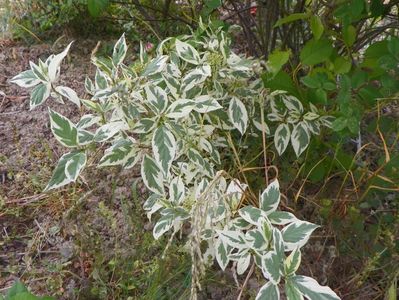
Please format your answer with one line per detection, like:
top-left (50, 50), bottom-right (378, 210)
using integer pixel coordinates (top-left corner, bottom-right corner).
top-left (7, 0), bottom-right (222, 42)
top-left (9, 0), bottom-right (88, 40)
top-left (1, 280), bottom-right (54, 300)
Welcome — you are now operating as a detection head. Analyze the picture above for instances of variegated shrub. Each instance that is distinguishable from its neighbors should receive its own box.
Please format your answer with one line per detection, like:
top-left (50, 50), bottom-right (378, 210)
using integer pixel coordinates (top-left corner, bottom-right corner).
top-left (11, 21), bottom-right (339, 300)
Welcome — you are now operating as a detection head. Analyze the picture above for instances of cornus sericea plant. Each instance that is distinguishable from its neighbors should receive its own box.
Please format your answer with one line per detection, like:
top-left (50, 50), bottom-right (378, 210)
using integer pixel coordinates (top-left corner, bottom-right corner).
top-left (11, 21), bottom-right (339, 300)
top-left (267, 91), bottom-right (334, 157)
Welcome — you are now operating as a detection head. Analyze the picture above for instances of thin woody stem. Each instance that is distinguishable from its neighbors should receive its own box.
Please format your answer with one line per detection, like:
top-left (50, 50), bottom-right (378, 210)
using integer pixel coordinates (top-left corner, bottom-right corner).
top-left (260, 94), bottom-right (269, 186)
top-left (236, 262), bottom-right (255, 300)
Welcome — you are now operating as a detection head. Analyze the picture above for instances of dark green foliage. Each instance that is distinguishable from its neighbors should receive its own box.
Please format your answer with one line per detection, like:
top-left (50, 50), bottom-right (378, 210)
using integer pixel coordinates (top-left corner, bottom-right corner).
top-left (6, 0), bottom-right (126, 43)
top-left (8, 0), bottom-right (224, 42)
top-left (2, 281), bottom-right (54, 300)
top-left (87, 0), bottom-right (109, 17)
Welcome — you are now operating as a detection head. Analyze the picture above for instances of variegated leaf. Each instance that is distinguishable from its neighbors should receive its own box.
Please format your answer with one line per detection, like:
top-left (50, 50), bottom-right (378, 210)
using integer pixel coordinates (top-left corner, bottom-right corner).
top-left (44, 151), bottom-right (86, 191)
top-left (181, 65), bottom-right (211, 93)
top-left (245, 229), bottom-right (268, 251)
top-left (143, 194), bottom-right (163, 221)
top-left (303, 111), bottom-right (319, 121)
top-left (81, 99), bottom-right (102, 112)
top-left (226, 179), bottom-right (247, 209)
top-left (291, 122), bottom-right (310, 157)
top-left (285, 279), bottom-right (304, 300)
top-left (194, 95), bottom-right (222, 113)
top-left (48, 42), bottom-right (73, 82)
top-left (282, 95), bottom-right (303, 113)
top-left (65, 152), bottom-right (86, 181)
top-left (112, 33), bottom-right (127, 66)
top-left (30, 60), bottom-right (48, 82)
top-left (142, 55), bottom-right (168, 76)
top-left (84, 76), bottom-right (94, 94)
top-left (253, 119), bottom-right (271, 134)
top-left (179, 162), bottom-right (200, 184)
top-left (273, 228), bottom-right (285, 261)
top-left (55, 86), bottom-right (80, 107)
top-left (230, 217), bottom-right (251, 230)
top-left (256, 282), bottom-right (280, 300)
top-left (267, 112), bottom-right (284, 122)
top-left (260, 179), bottom-right (280, 214)
top-left (228, 97), bottom-right (248, 135)
top-left (94, 121), bottom-right (128, 142)
top-left (199, 138), bottom-right (220, 164)
top-left (261, 251), bottom-right (281, 284)
top-left (259, 219), bottom-right (273, 246)
top-left (30, 83), bottom-right (51, 109)
top-left (98, 138), bottom-right (137, 167)
top-left (161, 207), bottom-right (189, 221)
top-left (175, 39), bottom-right (200, 65)
top-left (287, 111), bottom-right (301, 124)
top-left (290, 276), bottom-right (340, 300)
top-left (163, 73), bottom-right (180, 98)
top-left (10, 70), bottom-right (40, 88)
top-left (93, 87), bottom-right (115, 100)
top-left (304, 120), bottom-right (321, 135)
top-left (281, 221), bottom-right (319, 251)
top-left (274, 123), bottom-right (290, 155)
top-left (236, 252), bottom-right (251, 275)
top-left (217, 230), bottom-right (247, 250)
top-left (195, 177), bottom-right (209, 200)
top-left (187, 148), bottom-right (214, 177)
top-left (169, 176), bottom-right (185, 204)
top-left (124, 150), bottom-right (143, 169)
top-left (48, 108), bottom-right (78, 147)
top-left (143, 193), bottom-right (161, 211)
top-left (166, 62), bottom-right (181, 78)
top-left (201, 229), bottom-right (213, 240)
top-left (78, 129), bottom-right (94, 145)
top-left (152, 125), bottom-right (176, 177)
top-left (227, 52), bottom-right (252, 71)
top-left (320, 116), bottom-right (335, 128)
top-left (145, 84), bottom-right (168, 113)
top-left (132, 117), bottom-right (158, 134)
top-left (95, 70), bottom-right (108, 90)
top-left (76, 114), bottom-right (101, 129)
top-left (215, 238), bottom-right (230, 271)
top-left (284, 247), bottom-right (301, 276)
top-left (166, 99), bottom-right (194, 119)
top-left (268, 211), bottom-right (298, 225)
top-left (238, 206), bottom-right (264, 225)
top-left (141, 154), bottom-right (164, 195)
top-left (153, 214), bottom-right (173, 240)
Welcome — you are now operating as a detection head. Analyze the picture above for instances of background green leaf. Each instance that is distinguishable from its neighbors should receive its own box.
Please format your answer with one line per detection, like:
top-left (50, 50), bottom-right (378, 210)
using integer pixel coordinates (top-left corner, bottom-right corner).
top-left (88, 0), bottom-right (109, 17)
top-left (300, 38), bottom-right (333, 65)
